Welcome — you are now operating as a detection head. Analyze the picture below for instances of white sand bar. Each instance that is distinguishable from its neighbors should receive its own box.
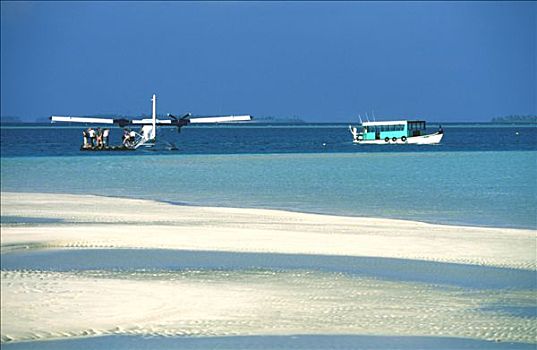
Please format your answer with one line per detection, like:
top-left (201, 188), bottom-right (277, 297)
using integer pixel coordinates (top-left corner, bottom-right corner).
top-left (1, 192), bottom-right (536, 270)
top-left (2, 269), bottom-right (535, 344)
top-left (1, 192), bottom-right (536, 344)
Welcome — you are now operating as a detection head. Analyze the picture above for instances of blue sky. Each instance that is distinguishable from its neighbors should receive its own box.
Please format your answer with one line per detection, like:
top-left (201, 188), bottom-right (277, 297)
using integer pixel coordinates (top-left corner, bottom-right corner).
top-left (1, 1), bottom-right (535, 122)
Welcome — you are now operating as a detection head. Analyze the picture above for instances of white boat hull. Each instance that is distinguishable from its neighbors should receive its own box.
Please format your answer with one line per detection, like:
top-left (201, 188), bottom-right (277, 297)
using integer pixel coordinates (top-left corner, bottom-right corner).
top-left (352, 132), bottom-right (443, 145)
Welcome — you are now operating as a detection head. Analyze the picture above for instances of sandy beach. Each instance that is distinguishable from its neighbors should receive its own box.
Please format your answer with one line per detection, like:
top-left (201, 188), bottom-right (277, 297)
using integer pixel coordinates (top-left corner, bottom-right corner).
top-left (2, 192), bottom-right (535, 269)
top-left (1, 192), bottom-right (536, 345)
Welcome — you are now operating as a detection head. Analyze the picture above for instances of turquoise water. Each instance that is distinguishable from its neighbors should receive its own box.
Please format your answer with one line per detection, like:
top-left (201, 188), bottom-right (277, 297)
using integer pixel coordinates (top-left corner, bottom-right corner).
top-left (1, 150), bottom-right (536, 228)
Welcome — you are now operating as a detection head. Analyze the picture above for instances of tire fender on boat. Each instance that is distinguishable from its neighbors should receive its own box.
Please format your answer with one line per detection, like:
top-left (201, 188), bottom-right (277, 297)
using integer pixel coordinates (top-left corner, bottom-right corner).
top-left (392, 137), bottom-right (397, 142)
top-left (384, 137), bottom-right (390, 142)
top-left (401, 136), bottom-right (407, 142)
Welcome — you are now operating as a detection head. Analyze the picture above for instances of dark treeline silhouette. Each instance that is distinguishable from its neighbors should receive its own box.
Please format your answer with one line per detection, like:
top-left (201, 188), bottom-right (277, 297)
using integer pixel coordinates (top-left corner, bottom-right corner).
top-left (491, 115), bottom-right (537, 124)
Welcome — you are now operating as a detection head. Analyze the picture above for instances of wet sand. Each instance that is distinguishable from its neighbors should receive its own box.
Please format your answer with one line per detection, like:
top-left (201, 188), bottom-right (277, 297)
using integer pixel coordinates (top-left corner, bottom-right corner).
top-left (1, 192), bottom-right (536, 346)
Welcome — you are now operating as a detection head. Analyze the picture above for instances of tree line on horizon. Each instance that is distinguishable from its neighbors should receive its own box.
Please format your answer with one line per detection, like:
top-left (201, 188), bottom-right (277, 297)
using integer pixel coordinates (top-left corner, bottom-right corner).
top-left (491, 115), bottom-right (536, 123)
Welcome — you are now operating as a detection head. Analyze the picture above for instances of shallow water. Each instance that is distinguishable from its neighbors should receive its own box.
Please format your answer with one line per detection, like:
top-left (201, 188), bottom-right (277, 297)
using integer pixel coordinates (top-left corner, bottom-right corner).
top-left (2, 151), bottom-right (536, 228)
top-left (2, 249), bottom-right (535, 290)
top-left (2, 334), bottom-right (535, 350)
top-left (0, 216), bottom-right (64, 225)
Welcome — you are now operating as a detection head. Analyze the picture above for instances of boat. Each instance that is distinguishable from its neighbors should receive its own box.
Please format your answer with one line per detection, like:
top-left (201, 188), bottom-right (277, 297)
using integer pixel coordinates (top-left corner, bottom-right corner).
top-left (80, 145), bottom-right (135, 152)
top-left (349, 120), bottom-right (443, 145)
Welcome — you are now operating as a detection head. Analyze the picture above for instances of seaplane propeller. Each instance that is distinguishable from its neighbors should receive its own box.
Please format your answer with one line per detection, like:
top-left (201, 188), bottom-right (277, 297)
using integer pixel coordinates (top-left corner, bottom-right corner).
top-left (167, 113), bottom-right (192, 132)
top-left (115, 118), bottom-right (131, 128)
top-left (167, 113), bottom-right (192, 121)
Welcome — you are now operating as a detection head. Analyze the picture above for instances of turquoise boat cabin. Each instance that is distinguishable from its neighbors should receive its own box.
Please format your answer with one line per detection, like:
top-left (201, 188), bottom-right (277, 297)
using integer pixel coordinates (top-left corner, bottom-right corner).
top-left (359, 120), bottom-right (426, 141)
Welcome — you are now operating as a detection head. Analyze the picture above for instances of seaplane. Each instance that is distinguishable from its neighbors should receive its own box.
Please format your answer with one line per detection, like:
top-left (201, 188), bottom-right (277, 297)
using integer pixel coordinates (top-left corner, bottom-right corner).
top-left (50, 94), bottom-right (252, 150)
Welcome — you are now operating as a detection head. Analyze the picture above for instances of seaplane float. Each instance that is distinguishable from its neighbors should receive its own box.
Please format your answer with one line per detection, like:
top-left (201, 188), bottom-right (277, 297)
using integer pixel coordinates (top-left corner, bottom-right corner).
top-left (349, 120), bottom-right (443, 145)
top-left (50, 94), bottom-right (252, 150)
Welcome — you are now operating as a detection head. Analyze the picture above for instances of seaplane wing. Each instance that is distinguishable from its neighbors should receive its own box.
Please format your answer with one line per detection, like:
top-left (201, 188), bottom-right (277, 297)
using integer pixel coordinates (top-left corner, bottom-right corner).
top-left (51, 115), bottom-right (252, 126)
top-left (129, 115), bottom-right (251, 125)
top-left (50, 116), bottom-right (116, 124)
top-left (187, 115), bottom-right (252, 124)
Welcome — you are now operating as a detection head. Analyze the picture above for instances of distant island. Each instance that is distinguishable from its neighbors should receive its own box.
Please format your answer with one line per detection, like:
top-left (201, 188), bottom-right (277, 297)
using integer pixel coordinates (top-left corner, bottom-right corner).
top-left (491, 115), bottom-right (537, 124)
top-left (251, 116), bottom-right (306, 124)
top-left (0, 116), bottom-right (23, 123)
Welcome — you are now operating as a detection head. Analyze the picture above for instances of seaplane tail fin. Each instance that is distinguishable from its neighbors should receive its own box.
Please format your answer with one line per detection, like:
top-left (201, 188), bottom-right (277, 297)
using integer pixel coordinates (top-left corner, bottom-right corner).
top-left (188, 115), bottom-right (252, 124)
top-left (50, 116), bottom-right (115, 124)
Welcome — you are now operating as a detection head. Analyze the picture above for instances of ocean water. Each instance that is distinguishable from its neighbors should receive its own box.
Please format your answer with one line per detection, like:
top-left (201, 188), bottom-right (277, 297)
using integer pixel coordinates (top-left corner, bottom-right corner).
top-left (1, 124), bottom-right (536, 229)
top-left (1, 123), bottom-right (537, 157)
